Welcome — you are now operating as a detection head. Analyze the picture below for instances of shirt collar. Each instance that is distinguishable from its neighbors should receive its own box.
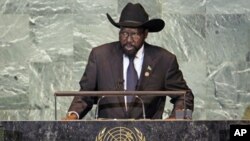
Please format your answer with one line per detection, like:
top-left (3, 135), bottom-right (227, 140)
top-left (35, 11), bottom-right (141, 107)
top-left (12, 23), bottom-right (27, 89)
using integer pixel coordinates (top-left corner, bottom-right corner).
top-left (135, 44), bottom-right (144, 59)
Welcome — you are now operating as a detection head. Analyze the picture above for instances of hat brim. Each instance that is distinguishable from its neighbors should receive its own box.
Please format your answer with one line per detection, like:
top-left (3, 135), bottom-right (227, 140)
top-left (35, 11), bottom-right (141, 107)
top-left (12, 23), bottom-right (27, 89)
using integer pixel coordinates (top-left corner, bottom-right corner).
top-left (107, 13), bottom-right (165, 32)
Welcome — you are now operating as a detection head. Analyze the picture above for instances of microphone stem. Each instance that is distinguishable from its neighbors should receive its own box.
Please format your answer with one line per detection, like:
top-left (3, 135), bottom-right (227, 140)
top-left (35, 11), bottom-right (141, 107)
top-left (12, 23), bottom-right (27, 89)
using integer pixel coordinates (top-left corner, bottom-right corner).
top-left (95, 96), bottom-right (105, 119)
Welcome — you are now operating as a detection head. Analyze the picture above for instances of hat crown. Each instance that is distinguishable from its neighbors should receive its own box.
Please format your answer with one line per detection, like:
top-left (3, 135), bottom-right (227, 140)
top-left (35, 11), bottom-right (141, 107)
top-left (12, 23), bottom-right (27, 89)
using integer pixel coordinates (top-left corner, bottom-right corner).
top-left (119, 3), bottom-right (148, 24)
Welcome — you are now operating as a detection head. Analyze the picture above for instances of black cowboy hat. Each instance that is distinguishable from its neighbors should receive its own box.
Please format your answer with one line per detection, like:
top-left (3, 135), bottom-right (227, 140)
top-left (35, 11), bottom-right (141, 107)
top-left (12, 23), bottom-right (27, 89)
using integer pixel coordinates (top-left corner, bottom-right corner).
top-left (106, 3), bottom-right (165, 32)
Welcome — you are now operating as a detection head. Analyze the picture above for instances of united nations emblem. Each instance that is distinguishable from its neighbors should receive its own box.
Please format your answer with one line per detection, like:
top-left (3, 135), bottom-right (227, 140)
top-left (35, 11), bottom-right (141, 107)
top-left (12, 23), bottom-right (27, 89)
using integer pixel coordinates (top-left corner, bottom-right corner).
top-left (95, 127), bottom-right (146, 141)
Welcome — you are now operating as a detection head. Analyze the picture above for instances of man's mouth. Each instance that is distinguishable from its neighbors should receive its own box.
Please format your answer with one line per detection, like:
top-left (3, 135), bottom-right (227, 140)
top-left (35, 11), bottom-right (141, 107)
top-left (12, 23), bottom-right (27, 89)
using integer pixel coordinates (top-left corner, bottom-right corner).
top-left (124, 45), bottom-right (135, 51)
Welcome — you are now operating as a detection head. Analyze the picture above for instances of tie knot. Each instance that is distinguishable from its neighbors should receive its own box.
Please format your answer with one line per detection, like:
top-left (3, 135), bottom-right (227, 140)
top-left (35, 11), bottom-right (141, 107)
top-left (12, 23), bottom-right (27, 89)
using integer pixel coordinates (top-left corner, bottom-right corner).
top-left (128, 56), bottom-right (135, 62)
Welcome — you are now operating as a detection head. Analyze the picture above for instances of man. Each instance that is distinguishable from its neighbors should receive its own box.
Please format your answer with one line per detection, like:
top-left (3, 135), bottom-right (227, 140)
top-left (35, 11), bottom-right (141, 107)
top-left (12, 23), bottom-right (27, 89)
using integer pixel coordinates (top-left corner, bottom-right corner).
top-left (65, 3), bottom-right (194, 120)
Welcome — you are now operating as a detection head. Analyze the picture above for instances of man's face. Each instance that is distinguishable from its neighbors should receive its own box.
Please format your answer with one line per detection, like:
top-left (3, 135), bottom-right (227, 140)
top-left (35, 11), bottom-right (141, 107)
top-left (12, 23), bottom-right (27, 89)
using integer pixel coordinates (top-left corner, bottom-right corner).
top-left (119, 27), bottom-right (148, 57)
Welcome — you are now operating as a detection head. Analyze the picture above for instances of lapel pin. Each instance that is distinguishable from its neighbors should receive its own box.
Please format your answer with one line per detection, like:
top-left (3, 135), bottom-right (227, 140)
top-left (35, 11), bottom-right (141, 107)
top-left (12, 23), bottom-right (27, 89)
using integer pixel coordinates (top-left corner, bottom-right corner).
top-left (147, 65), bottom-right (152, 71)
top-left (145, 72), bottom-right (150, 77)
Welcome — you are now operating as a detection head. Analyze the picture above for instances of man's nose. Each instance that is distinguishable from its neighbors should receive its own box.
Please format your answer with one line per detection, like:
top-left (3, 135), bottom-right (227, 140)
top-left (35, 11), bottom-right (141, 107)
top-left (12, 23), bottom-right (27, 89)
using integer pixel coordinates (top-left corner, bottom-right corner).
top-left (126, 34), bottom-right (133, 43)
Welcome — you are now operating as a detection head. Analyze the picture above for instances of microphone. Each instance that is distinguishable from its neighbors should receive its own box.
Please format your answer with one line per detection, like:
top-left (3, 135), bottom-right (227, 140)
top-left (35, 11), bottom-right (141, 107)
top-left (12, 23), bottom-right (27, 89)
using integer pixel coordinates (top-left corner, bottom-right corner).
top-left (95, 96), bottom-right (105, 119)
top-left (135, 96), bottom-right (146, 119)
top-left (95, 79), bottom-right (124, 119)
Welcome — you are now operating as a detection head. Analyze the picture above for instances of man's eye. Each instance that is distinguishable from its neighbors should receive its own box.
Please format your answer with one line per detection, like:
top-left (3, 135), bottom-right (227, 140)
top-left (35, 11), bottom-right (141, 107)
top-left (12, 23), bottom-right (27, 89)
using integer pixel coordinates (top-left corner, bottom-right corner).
top-left (121, 32), bottom-right (128, 36)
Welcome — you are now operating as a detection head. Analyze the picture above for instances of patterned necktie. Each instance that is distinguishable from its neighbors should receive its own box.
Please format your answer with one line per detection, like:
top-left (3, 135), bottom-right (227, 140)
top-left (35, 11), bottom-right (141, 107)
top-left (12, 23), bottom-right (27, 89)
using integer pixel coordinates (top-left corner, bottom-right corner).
top-left (126, 57), bottom-right (138, 102)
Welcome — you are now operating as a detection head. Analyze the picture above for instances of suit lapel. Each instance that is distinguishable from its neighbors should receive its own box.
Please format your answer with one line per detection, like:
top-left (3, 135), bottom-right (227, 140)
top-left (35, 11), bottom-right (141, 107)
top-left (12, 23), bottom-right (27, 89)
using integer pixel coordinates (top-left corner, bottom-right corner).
top-left (129, 43), bottom-right (157, 116)
top-left (109, 43), bottom-right (124, 90)
top-left (137, 43), bottom-right (156, 90)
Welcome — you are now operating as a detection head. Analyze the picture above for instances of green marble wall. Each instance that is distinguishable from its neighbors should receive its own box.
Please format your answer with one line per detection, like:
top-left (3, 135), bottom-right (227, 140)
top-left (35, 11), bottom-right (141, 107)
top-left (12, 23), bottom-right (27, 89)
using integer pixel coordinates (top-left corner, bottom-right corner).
top-left (0, 0), bottom-right (249, 120)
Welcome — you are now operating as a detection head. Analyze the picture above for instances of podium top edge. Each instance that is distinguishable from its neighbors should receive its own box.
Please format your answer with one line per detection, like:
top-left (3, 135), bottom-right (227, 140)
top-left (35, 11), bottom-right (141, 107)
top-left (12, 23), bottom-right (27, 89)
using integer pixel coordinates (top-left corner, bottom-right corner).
top-left (54, 91), bottom-right (187, 96)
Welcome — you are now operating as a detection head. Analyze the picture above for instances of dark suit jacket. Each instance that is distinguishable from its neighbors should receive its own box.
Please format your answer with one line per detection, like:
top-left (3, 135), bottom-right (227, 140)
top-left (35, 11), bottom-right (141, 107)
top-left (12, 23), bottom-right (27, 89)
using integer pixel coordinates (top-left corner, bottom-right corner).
top-left (69, 41), bottom-right (194, 119)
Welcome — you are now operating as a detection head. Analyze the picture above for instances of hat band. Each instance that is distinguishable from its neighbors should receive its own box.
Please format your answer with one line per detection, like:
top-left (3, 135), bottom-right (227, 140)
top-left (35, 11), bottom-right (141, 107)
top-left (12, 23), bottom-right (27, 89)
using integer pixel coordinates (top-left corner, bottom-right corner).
top-left (119, 20), bottom-right (145, 27)
top-left (120, 20), bottom-right (144, 24)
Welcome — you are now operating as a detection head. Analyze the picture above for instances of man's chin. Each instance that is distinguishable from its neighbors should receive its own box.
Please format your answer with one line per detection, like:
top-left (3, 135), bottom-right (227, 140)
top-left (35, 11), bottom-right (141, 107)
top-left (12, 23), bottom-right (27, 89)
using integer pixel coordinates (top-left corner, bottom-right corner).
top-left (123, 49), bottom-right (137, 57)
top-left (121, 45), bottom-right (138, 57)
